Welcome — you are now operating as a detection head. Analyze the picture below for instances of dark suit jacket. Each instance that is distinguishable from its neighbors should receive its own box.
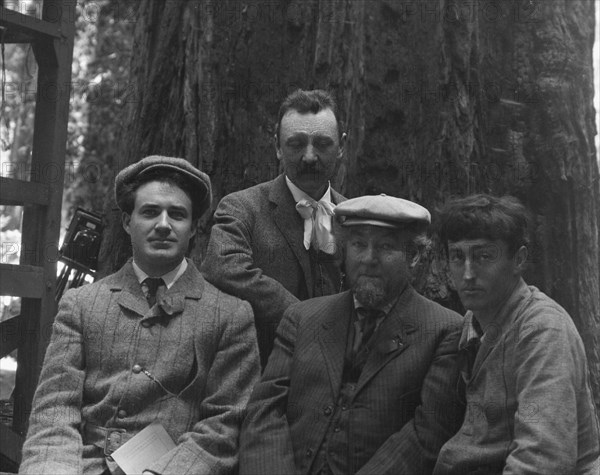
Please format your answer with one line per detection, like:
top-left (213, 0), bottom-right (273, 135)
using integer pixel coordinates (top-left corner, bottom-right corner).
top-left (239, 287), bottom-right (465, 475)
top-left (19, 260), bottom-right (260, 475)
top-left (201, 174), bottom-right (345, 365)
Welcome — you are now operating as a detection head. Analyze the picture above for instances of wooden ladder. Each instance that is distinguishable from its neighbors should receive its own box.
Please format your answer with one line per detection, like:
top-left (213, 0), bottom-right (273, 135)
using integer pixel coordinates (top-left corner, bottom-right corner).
top-left (0, 1), bottom-right (75, 469)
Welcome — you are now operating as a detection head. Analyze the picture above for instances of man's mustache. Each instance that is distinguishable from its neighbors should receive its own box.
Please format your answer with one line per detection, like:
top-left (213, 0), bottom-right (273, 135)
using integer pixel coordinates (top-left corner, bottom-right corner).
top-left (295, 164), bottom-right (321, 175)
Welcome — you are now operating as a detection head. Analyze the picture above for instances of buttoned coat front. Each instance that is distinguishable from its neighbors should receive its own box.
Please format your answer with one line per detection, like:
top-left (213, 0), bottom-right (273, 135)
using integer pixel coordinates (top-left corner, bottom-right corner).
top-left (19, 260), bottom-right (260, 475)
top-left (201, 174), bottom-right (345, 365)
top-left (239, 287), bottom-right (465, 475)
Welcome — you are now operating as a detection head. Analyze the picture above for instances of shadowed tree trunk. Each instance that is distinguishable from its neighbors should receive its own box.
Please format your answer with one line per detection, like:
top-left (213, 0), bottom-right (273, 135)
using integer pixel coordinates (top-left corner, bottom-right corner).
top-left (98, 0), bottom-right (600, 407)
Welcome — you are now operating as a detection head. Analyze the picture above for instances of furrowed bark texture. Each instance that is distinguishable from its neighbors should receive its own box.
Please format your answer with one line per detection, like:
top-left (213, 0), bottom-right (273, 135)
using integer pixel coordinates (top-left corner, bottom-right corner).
top-left (98, 0), bottom-right (600, 406)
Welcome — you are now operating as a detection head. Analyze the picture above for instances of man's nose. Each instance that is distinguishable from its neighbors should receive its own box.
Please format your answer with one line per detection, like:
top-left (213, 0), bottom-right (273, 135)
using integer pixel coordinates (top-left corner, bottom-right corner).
top-left (463, 258), bottom-right (475, 280)
top-left (155, 211), bottom-right (171, 231)
top-left (361, 245), bottom-right (378, 264)
top-left (302, 144), bottom-right (318, 164)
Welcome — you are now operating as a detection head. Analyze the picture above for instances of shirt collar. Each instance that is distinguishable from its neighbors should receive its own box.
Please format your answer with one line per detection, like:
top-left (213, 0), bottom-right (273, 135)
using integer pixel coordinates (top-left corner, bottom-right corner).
top-left (460, 277), bottom-right (529, 350)
top-left (285, 175), bottom-right (332, 204)
top-left (459, 311), bottom-right (484, 350)
top-left (132, 259), bottom-right (187, 289)
top-left (352, 295), bottom-right (398, 320)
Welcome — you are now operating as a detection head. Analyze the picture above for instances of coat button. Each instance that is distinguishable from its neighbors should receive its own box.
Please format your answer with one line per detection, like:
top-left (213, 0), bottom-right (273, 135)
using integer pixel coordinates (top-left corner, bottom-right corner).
top-left (341, 404), bottom-right (348, 411)
top-left (305, 448), bottom-right (313, 457)
top-left (323, 405), bottom-right (333, 416)
top-left (334, 426), bottom-right (340, 432)
top-left (117, 409), bottom-right (127, 418)
top-left (141, 321), bottom-right (152, 328)
top-left (132, 364), bottom-right (142, 374)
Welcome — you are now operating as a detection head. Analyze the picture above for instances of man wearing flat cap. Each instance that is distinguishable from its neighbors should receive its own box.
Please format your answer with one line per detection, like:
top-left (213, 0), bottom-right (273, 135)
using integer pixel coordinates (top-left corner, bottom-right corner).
top-left (19, 156), bottom-right (260, 475)
top-left (201, 89), bottom-right (346, 367)
top-left (239, 194), bottom-right (465, 475)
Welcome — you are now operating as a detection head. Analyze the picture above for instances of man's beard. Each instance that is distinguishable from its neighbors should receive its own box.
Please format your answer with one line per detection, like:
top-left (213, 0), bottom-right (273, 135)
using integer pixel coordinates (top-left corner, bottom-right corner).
top-left (352, 277), bottom-right (387, 308)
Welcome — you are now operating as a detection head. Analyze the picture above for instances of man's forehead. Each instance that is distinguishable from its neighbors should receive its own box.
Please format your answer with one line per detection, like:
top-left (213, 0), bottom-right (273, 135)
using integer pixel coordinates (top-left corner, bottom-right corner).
top-left (280, 108), bottom-right (338, 133)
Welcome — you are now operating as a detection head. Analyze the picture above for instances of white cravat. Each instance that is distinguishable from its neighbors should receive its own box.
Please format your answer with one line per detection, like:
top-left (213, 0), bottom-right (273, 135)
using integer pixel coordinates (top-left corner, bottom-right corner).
top-left (295, 199), bottom-right (336, 253)
top-left (286, 176), bottom-right (336, 254)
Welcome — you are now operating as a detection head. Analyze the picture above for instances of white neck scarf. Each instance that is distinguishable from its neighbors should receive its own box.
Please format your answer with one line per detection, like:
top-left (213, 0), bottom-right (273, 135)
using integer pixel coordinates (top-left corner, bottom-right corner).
top-left (285, 176), bottom-right (336, 254)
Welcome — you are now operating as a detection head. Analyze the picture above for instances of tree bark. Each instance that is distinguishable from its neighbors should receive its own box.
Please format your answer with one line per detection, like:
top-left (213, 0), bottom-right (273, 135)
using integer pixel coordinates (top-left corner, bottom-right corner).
top-left (98, 0), bottom-right (600, 406)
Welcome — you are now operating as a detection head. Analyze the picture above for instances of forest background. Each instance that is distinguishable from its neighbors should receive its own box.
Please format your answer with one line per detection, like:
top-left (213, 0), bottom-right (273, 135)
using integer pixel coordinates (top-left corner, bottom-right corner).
top-left (1, 0), bottom-right (600, 408)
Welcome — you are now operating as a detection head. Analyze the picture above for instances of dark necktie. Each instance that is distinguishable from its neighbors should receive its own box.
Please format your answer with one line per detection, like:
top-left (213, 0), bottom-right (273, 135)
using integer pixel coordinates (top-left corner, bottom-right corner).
top-left (144, 277), bottom-right (165, 308)
top-left (354, 308), bottom-right (383, 356)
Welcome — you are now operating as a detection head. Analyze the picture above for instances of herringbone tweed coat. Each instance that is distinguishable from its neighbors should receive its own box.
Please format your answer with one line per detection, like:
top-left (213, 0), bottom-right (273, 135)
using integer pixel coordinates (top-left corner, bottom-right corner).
top-left (201, 174), bottom-right (345, 366)
top-left (19, 260), bottom-right (260, 475)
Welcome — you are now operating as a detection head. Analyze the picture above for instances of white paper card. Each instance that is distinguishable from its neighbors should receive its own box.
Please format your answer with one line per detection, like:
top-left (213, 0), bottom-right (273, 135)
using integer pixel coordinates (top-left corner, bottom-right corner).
top-left (111, 423), bottom-right (176, 474)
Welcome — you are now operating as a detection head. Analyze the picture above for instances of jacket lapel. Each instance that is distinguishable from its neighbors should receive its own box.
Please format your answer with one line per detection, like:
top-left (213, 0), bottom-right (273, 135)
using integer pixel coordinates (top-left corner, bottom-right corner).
top-left (112, 259), bottom-right (204, 319)
top-left (270, 175), bottom-right (314, 297)
top-left (318, 292), bottom-right (353, 396)
top-left (355, 286), bottom-right (417, 394)
top-left (469, 278), bottom-right (530, 381)
top-left (109, 262), bottom-right (148, 317)
top-left (331, 188), bottom-right (346, 206)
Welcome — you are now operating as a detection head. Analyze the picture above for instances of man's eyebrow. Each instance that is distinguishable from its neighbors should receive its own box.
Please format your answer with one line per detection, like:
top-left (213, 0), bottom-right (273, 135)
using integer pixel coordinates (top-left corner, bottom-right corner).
top-left (448, 243), bottom-right (490, 250)
top-left (168, 205), bottom-right (189, 212)
top-left (285, 132), bottom-right (308, 140)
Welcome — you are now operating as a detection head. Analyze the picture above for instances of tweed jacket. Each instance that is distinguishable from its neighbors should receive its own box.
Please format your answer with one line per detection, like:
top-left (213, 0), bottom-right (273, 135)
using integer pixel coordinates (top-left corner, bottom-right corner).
top-left (201, 174), bottom-right (345, 365)
top-left (239, 287), bottom-right (465, 475)
top-left (434, 279), bottom-right (600, 475)
top-left (19, 259), bottom-right (260, 475)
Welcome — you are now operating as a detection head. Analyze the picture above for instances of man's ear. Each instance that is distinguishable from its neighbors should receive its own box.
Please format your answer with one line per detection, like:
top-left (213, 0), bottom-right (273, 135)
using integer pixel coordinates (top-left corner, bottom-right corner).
top-left (513, 245), bottom-right (528, 274)
top-left (338, 132), bottom-right (347, 159)
top-left (122, 212), bottom-right (131, 235)
top-left (190, 219), bottom-right (198, 237)
top-left (274, 133), bottom-right (282, 161)
top-left (408, 251), bottom-right (422, 269)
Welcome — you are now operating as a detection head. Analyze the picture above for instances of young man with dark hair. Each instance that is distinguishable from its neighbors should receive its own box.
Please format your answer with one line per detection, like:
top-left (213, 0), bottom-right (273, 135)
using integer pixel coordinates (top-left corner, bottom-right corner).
top-left (239, 194), bottom-right (464, 475)
top-left (434, 193), bottom-right (599, 474)
top-left (19, 156), bottom-right (260, 475)
top-left (202, 89), bottom-right (347, 367)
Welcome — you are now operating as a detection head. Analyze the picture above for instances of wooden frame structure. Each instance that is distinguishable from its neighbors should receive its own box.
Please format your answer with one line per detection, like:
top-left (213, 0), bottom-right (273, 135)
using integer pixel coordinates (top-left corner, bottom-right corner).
top-left (0, 1), bottom-right (75, 469)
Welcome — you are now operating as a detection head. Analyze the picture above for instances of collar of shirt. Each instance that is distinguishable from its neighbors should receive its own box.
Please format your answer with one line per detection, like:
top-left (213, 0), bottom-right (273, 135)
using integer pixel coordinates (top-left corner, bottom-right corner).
top-left (352, 295), bottom-right (398, 327)
top-left (459, 311), bottom-right (484, 350)
top-left (132, 258), bottom-right (188, 290)
top-left (285, 175), bottom-right (332, 204)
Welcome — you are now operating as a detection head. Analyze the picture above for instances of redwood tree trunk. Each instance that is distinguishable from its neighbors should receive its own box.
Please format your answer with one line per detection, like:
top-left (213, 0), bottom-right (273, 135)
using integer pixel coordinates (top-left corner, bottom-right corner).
top-left (99, 0), bottom-right (600, 406)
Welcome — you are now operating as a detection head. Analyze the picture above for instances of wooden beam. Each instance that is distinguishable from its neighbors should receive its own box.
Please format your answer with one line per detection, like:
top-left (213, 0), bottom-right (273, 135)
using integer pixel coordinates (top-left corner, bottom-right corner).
top-left (0, 6), bottom-right (64, 43)
top-left (0, 177), bottom-right (51, 206)
top-left (0, 424), bottom-right (23, 465)
top-left (11, 0), bottom-right (77, 439)
top-left (0, 314), bottom-right (24, 358)
top-left (0, 264), bottom-right (45, 298)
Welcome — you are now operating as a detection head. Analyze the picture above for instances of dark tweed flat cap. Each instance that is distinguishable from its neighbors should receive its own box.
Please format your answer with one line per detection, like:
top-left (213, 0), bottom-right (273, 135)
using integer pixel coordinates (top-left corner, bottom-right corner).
top-left (115, 155), bottom-right (212, 218)
top-left (335, 194), bottom-right (430, 228)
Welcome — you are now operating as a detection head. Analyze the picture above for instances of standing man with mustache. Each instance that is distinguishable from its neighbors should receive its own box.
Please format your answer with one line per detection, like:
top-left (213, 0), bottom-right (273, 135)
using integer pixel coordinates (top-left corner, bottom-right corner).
top-left (202, 89), bottom-right (346, 367)
top-left (434, 194), bottom-right (599, 474)
top-left (239, 195), bottom-right (465, 475)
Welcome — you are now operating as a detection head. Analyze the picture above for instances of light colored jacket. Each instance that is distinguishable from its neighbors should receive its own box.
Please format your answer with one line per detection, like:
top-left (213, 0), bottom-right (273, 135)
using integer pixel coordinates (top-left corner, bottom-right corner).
top-left (434, 279), bottom-right (600, 475)
top-left (19, 259), bottom-right (260, 475)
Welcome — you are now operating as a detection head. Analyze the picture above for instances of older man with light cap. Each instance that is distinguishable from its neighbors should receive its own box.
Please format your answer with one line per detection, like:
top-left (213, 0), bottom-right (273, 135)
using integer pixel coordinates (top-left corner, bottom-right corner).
top-left (19, 156), bottom-right (260, 475)
top-left (239, 194), bottom-right (465, 475)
